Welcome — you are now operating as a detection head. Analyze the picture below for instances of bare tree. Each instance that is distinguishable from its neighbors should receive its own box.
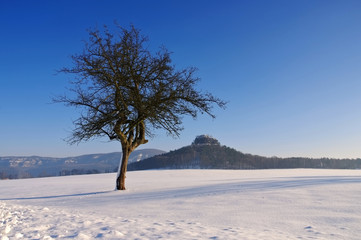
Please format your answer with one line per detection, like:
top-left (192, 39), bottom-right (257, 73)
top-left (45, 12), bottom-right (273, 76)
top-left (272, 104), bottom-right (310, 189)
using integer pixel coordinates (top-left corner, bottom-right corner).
top-left (55, 25), bottom-right (226, 190)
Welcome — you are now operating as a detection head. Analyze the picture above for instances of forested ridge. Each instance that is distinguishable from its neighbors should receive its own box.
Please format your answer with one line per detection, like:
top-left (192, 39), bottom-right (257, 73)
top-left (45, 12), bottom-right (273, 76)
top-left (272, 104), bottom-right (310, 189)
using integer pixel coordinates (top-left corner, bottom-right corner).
top-left (128, 144), bottom-right (361, 171)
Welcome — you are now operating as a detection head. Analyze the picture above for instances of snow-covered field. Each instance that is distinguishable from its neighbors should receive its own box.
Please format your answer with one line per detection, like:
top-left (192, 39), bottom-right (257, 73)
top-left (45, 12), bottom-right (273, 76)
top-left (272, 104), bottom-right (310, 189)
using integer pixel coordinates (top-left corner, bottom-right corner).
top-left (1, 169), bottom-right (361, 239)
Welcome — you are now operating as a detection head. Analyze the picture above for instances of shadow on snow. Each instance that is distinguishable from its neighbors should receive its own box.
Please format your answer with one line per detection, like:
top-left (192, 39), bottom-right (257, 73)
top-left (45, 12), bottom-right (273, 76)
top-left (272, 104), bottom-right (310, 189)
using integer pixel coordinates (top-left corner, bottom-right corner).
top-left (0, 190), bottom-right (113, 201)
top-left (1, 175), bottom-right (360, 202)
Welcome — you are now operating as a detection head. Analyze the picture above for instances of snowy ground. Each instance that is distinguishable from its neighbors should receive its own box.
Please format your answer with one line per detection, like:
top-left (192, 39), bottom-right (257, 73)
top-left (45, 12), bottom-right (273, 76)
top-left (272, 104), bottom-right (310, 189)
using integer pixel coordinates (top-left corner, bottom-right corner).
top-left (1, 169), bottom-right (361, 239)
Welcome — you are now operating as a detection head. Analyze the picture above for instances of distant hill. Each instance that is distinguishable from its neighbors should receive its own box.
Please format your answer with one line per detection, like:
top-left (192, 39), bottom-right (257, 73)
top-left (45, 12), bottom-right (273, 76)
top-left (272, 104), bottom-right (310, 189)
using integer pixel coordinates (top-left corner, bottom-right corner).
top-left (3, 135), bottom-right (361, 179)
top-left (0, 149), bottom-right (164, 179)
top-left (129, 136), bottom-right (361, 171)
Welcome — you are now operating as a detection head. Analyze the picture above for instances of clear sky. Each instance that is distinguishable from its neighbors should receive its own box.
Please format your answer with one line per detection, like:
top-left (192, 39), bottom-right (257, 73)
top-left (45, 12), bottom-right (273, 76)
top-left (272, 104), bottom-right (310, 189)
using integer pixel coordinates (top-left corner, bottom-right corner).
top-left (1, 0), bottom-right (361, 159)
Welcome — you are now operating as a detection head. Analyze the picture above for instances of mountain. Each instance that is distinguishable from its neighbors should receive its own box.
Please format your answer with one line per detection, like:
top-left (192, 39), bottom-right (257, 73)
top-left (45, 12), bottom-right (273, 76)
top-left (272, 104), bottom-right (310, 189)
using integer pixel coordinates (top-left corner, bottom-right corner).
top-left (128, 135), bottom-right (361, 171)
top-left (128, 144), bottom-right (253, 171)
top-left (0, 149), bottom-right (164, 179)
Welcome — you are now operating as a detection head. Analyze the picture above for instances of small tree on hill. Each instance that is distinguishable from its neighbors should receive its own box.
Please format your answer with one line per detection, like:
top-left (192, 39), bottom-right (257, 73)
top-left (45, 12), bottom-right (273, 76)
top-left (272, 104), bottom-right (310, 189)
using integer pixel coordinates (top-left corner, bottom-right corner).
top-left (55, 25), bottom-right (226, 190)
top-left (192, 135), bottom-right (220, 146)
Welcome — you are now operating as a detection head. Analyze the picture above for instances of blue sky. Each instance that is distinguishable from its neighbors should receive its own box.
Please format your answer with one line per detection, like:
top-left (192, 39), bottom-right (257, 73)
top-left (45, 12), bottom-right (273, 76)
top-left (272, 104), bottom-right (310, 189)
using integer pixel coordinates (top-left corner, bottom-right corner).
top-left (1, 0), bottom-right (361, 158)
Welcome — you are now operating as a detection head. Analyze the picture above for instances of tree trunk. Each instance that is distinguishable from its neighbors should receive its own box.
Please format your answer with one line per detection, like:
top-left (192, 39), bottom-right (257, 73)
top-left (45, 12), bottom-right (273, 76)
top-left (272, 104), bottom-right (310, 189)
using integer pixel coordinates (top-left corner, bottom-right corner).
top-left (116, 147), bottom-right (130, 190)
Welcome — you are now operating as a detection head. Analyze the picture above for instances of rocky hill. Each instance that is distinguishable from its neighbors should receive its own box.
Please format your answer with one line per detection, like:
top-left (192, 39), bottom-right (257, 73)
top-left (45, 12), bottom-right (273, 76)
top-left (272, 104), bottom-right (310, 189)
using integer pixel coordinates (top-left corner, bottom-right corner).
top-left (128, 136), bottom-right (361, 171)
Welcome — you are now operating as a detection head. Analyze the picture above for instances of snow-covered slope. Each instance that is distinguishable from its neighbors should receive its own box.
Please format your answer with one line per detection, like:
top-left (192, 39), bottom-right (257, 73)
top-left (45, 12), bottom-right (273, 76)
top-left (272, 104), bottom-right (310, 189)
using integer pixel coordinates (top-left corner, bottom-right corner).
top-left (1, 169), bottom-right (361, 239)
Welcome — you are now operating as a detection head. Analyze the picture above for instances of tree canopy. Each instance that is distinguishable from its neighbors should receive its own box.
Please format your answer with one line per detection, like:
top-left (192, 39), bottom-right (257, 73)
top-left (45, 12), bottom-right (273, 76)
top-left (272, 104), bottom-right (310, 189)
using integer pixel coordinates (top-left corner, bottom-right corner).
top-left (56, 24), bottom-right (226, 189)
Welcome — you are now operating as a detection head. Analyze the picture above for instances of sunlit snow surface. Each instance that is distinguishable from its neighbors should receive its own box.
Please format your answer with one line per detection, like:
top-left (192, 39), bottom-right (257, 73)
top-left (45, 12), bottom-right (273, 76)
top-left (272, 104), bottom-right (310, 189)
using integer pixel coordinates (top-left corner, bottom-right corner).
top-left (1, 169), bottom-right (361, 239)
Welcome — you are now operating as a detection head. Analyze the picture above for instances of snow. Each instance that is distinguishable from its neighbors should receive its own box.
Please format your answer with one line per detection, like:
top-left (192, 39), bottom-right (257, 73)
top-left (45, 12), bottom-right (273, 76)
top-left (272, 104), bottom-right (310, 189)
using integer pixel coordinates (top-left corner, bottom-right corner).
top-left (1, 169), bottom-right (361, 239)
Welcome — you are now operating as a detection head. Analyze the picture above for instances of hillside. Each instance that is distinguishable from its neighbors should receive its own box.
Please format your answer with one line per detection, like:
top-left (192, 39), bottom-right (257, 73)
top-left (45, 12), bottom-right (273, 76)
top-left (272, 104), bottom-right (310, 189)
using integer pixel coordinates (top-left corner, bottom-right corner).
top-left (128, 144), bottom-right (250, 170)
top-left (0, 149), bottom-right (164, 179)
top-left (129, 136), bottom-right (361, 171)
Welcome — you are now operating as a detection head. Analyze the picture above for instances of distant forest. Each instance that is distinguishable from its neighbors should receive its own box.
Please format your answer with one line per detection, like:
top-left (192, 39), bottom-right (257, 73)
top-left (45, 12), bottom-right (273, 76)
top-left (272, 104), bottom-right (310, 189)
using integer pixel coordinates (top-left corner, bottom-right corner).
top-left (128, 144), bottom-right (361, 171)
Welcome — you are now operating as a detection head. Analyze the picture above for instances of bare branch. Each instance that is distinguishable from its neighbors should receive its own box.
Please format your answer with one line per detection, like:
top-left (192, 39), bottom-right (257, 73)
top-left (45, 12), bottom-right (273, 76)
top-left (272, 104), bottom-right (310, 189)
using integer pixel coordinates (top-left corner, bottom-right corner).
top-left (55, 24), bottom-right (226, 147)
